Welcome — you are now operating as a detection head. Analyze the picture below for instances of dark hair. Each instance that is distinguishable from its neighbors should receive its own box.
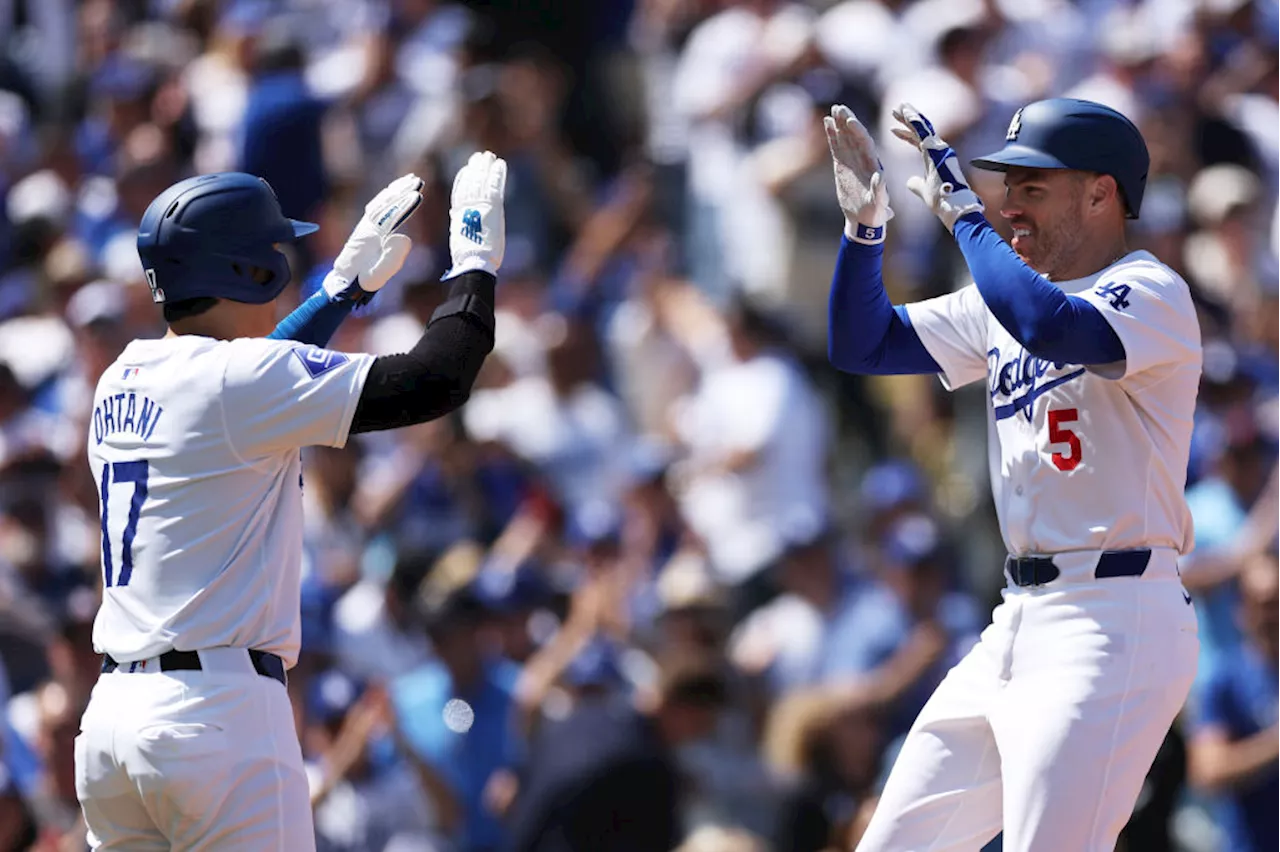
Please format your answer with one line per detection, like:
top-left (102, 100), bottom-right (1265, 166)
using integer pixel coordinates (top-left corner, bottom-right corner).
top-left (725, 294), bottom-right (789, 349)
top-left (659, 655), bottom-right (730, 710)
top-left (163, 297), bottom-right (220, 324)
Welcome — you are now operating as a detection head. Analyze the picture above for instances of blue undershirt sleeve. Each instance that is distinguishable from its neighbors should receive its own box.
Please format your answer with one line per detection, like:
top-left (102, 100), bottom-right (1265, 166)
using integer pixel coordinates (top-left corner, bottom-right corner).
top-left (827, 236), bottom-right (942, 375)
top-left (268, 290), bottom-right (357, 346)
top-left (952, 213), bottom-right (1126, 366)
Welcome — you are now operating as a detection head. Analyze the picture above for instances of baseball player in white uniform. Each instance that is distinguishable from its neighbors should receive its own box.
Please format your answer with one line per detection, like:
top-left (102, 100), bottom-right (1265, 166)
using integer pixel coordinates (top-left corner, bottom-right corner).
top-left (74, 152), bottom-right (508, 850)
top-left (824, 98), bottom-right (1202, 851)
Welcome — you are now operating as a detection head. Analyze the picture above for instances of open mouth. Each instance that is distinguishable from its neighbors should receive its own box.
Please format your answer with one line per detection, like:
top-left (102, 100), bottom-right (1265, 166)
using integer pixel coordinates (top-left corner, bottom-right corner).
top-left (1010, 226), bottom-right (1033, 253)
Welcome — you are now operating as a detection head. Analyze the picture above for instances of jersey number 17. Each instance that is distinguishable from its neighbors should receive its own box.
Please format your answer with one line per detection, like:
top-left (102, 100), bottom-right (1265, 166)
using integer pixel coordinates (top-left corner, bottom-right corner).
top-left (99, 461), bottom-right (149, 587)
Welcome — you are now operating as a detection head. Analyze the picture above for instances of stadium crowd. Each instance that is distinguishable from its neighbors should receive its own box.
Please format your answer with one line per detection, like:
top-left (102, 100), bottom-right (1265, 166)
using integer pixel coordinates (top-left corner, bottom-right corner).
top-left (0, 0), bottom-right (1276, 850)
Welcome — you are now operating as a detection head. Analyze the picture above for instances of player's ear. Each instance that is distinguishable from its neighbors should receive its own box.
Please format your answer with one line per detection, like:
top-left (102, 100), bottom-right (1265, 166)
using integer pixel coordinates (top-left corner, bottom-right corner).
top-left (1089, 174), bottom-right (1118, 217)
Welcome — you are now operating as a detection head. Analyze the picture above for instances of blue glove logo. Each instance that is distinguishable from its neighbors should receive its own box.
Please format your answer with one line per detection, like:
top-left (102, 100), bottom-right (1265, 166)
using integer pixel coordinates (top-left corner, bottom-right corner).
top-left (461, 209), bottom-right (483, 244)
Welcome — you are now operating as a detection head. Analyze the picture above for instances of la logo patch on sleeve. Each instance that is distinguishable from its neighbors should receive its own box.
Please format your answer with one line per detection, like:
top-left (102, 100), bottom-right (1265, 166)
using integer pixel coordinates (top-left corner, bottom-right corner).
top-left (294, 347), bottom-right (350, 378)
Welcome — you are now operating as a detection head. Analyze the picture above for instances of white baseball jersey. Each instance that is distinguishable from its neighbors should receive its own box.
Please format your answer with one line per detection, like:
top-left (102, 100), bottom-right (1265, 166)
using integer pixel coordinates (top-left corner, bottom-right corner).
top-left (86, 335), bottom-right (373, 666)
top-left (905, 250), bottom-right (1202, 556)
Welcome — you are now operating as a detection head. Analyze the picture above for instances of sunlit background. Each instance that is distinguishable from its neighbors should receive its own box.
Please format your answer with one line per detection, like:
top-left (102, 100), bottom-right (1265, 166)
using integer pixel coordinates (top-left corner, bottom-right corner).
top-left (0, 1), bottom-right (1275, 850)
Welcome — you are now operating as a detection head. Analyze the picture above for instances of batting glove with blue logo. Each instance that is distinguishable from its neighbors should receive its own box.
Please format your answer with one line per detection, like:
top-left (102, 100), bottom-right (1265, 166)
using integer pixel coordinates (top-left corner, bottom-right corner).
top-left (324, 173), bottom-right (425, 304)
top-left (824, 104), bottom-right (894, 245)
top-left (446, 150), bottom-right (507, 279)
top-left (891, 103), bottom-right (985, 233)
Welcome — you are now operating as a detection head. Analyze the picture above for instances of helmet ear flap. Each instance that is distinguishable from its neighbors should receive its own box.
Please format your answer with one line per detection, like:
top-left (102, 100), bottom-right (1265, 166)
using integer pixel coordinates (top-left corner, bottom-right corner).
top-left (265, 246), bottom-right (291, 293)
top-left (225, 247), bottom-right (290, 300)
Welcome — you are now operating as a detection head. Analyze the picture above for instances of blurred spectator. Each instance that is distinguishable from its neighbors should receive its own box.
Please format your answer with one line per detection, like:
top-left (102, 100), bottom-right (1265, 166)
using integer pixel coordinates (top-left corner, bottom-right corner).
top-left (238, 19), bottom-right (329, 227)
top-left (304, 669), bottom-right (459, 852)
top-left (652, 549), bottom-right (731, 657)
top-left (465, 318), bottom-right (631, 518)
top-left (671, 0), bottom-right (816, 304)
top-left (857, 458), bottom-right (929, 541)
top-left (1186, 550), bottom-right (1279, 852)
top-left (1184, 163), bottom-right (1277, 337)
top-left (729, 530), bottom-right (860, 694)
top-left (764, 690), bottom-right (882, 852)
top-left (472, 561), bottom-right (556, 665)
top-left (671, 298), bottom-right (829, 603)
top-left (502, 652), bottom-right (728, 852)
top-left (391, 561), bottom-right (522, 852)
top-left (1183, 419), bottom-right (1277, 681)
top-left (331, 551), bottom-right (434, 682)
top-left (19, 682), bottom-right (84, 850)
top-left (820, 514), bottom-right (980, 742)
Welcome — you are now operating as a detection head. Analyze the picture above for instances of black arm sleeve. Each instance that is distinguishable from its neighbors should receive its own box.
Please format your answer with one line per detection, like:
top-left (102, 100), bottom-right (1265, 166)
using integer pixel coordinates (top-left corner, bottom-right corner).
top-left (349, 271), bottom-right (496, 434)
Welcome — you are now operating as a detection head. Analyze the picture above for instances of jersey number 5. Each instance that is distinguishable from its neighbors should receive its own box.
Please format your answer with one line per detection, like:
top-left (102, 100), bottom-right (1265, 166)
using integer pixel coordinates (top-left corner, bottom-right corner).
top-left (1048, 409), bottom-right (1082, 472)
top-left (99, 461), bottom-right (149, 587)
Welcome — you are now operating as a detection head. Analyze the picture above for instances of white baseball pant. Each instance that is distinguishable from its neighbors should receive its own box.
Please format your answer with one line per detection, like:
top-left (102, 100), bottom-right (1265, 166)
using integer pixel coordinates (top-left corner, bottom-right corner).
top-left (75, 648), bottom-right (315, 851)
top-left (857, 549), bottom-right (1199, 852)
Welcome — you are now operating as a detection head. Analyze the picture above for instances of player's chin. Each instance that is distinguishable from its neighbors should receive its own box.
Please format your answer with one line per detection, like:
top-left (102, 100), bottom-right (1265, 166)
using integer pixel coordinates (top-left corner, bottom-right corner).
top-left (1010, 235), bottom-right (1037, 266)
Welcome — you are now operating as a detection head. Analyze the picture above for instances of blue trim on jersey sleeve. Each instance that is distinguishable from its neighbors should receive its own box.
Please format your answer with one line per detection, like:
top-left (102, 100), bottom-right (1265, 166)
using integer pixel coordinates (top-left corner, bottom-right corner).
top-left (268, 290), bottom-right (356, 346)
top-left (828, 236), bottom-right (942, 375)
top-left (952, 213), bottom-right (1126, 366)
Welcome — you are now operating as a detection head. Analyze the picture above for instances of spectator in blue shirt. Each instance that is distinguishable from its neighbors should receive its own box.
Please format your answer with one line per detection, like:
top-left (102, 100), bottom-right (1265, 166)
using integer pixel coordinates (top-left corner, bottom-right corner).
top-left (820, 515), bottom-right (981, 742)
top-left (391, 580), bottom-right (523, 852)
top-left (1187, 550), bottom-right (1279, 852)
top-left (1184, 425), bottom-right (1276, 683)
top-left (75, 57), bottom-right (155, 177)
top-left (238, 22), bottom-right (329, 228)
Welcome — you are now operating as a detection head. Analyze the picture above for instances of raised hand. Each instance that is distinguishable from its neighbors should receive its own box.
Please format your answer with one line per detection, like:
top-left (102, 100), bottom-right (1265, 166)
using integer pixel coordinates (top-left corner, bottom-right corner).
top-left (890, 103), bottom-right (985, 232)
top-left (446, 150), bottom-right (508, 279)
top-left (324, 173), bottom-right (425, 303)
top-left (824, 104), bottom-right (894, 244)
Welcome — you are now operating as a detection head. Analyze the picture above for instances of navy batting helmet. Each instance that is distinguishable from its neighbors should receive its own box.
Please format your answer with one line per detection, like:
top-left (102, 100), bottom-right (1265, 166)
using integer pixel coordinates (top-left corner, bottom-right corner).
top-left (136, 172), bottom-right (318, 304)
top-left (970, 99), bottom-right (1149, 219)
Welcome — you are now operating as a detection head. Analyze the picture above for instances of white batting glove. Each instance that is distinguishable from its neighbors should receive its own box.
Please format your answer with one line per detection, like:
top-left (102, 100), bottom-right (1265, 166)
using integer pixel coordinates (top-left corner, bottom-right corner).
top-left (891, 103), bottom-right (985, 233)
top-left (323, 174), bottom-right (424, 304)
top-left (824, 104), bottom-right (894, 244)
top-left (445, 151), bottom-right (507, 279)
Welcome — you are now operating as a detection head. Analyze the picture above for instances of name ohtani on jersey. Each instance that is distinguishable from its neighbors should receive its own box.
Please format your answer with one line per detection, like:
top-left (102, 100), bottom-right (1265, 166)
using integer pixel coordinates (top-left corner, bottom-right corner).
top-left (93, 391), bottom-right (164, 444)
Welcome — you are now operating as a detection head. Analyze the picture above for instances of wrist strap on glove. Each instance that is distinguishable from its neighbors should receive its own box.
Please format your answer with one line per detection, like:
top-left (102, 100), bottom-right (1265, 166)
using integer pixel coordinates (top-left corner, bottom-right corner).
top-left (849, 222), bottom-right (886, 245)
top-left (429, 276), bottom-right (496, 339)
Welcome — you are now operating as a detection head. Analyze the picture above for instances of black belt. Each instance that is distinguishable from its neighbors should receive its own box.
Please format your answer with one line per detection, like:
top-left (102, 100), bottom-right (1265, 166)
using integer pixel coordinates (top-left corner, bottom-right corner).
top-left (1005, 549), bottom-right (1151, 587)
top-left (101, 649), bottom-right (287, 687)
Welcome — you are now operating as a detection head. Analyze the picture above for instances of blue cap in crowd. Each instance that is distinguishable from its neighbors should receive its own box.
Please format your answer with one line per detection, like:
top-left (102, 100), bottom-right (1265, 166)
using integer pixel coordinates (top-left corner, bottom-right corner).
top-left (472, 562), bottom-right (555, 613)
top-left (564, 638), bottom-right (625, 689)
top-left (881, 514), bottom-right (942, 569)
top-left (307, 668), bottom-right (364, 726)
top-left (91, 57), bottom-right (156, 102)
top-left (860, 460), bottom-right (926, 513)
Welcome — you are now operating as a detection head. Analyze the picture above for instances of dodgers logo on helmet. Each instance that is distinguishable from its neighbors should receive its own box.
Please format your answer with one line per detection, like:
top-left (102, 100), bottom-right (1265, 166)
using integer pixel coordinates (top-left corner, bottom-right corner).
top-left (1005, 108), bottom-right (1023, 142)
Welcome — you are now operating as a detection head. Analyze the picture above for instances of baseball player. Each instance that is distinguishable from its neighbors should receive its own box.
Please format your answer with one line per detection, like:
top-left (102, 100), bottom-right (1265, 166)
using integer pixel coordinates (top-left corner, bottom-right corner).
top-left (74, 151), bottom-right (508, 850)
top-left (824, 99), bottom-right (1202, 851)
